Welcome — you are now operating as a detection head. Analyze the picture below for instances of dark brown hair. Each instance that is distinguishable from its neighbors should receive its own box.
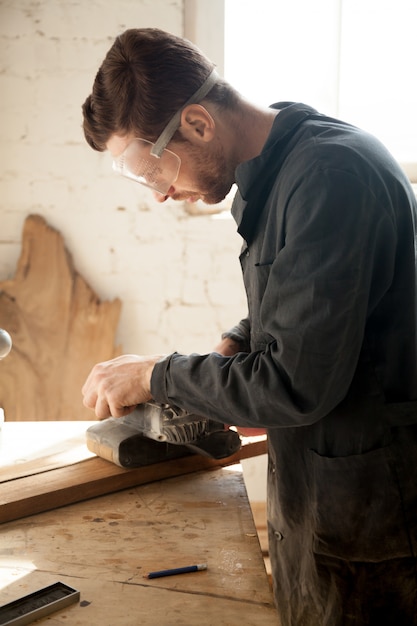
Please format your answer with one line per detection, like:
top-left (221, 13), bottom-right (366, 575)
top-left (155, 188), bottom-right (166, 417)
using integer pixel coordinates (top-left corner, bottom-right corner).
top-left (82, 28), bottom-right (239, 151)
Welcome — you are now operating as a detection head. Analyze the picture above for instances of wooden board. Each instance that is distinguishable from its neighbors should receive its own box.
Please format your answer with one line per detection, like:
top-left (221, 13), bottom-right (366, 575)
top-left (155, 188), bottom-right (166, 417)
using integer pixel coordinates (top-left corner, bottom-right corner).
top-left (0, 214), bottom-right (121, 421)
top-left (0, 469), bottom-right (278, 625)
top-left (0, 420), bottom-right (267, 524)
top-left (0, 421), bottom-right (97, 481)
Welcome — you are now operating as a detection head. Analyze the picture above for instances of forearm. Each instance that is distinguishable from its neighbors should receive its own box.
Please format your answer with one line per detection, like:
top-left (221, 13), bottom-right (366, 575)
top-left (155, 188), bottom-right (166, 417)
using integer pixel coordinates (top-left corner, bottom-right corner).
top-left (150, 347), bottom-right (333, 429)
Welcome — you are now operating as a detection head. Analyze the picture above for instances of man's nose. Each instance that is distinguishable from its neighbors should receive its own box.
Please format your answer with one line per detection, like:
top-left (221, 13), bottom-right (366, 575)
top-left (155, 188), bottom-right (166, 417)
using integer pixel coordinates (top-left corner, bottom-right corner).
top-left (153, 186), bottom-right (174, 203)
top-left (153, 191), bottom-right (168, 203)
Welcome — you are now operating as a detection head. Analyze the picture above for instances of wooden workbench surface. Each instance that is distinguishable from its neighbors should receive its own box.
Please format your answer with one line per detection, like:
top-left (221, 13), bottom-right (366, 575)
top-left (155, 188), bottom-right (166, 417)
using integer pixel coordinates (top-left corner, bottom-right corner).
top-left (0, 422), bottom-right (277, 624)
top-left (1, 468), bottom-right (278, 625)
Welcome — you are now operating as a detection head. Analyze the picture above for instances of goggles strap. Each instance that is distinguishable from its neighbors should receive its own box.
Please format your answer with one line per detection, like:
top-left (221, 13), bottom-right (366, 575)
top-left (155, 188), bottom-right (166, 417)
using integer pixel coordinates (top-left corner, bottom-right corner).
top-left (151, 68), bottom-right (219, 158)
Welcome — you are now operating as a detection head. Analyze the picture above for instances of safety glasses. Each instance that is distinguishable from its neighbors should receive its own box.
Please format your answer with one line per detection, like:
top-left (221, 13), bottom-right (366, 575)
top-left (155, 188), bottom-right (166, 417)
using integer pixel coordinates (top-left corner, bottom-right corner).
top-left (112, 68), bottom-right (218, 195)
top-left (112, 139), bottom-right (181, 195)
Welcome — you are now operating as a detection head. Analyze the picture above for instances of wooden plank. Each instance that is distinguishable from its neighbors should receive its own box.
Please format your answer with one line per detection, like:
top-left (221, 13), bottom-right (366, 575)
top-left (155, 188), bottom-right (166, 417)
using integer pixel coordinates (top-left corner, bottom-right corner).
top-left (0, 439), bottom-right (267, 524)
top-left (0, 421), bottom-right (97, 481)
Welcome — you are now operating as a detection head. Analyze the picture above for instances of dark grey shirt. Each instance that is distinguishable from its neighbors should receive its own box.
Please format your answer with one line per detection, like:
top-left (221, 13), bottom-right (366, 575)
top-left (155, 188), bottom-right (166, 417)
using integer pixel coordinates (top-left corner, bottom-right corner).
top-left (152, 104), bottom-right (417, 606)
top-left (152, 104), bottom-right (417, 620)
top-left (152, 103), bottom-right (417, 436)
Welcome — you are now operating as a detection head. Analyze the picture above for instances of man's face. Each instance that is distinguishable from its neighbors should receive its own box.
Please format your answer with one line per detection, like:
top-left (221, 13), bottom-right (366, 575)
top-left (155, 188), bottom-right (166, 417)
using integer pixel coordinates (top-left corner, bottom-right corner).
top-left (107, 133), bottom-right (235, 205)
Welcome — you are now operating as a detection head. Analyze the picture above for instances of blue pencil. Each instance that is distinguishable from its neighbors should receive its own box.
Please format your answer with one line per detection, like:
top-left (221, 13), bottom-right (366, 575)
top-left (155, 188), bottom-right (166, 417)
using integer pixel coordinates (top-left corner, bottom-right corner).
top-left (145, 563), bottom-right (207, 579)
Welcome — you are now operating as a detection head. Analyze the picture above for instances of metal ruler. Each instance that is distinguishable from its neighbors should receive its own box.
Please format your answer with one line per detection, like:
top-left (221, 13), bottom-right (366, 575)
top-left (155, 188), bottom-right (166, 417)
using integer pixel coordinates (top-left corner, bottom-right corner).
top-left (0, 582), bottom-right (80, 626)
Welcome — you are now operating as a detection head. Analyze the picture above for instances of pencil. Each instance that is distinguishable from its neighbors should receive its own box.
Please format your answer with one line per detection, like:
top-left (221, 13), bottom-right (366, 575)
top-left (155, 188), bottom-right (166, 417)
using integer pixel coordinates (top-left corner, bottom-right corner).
top-left (145, 563), bottom-right (207, 579)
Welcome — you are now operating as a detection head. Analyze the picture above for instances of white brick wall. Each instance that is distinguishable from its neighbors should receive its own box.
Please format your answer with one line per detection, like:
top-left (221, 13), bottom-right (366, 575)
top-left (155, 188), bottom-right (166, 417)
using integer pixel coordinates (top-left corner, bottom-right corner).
top-left (0, 0), bottom-right (247, 356)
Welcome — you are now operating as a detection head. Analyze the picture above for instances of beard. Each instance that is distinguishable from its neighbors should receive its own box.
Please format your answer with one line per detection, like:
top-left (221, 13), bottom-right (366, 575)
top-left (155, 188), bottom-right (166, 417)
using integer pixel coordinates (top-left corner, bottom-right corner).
top-left (172, 139), bottom-right (235, 205)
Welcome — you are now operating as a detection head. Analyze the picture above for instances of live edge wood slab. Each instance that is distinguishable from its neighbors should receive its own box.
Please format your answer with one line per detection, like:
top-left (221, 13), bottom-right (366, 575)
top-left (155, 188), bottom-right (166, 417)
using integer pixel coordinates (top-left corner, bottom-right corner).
top-left (0, 214), bottom-right (121, 421)
top-left (0, 422), bottom-right (267, 525)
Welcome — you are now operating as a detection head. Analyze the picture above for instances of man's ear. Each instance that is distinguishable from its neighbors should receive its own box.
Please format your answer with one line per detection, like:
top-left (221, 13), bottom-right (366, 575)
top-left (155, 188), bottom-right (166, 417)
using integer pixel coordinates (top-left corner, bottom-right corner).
top-left (179, 104), bottom-right (215, 143)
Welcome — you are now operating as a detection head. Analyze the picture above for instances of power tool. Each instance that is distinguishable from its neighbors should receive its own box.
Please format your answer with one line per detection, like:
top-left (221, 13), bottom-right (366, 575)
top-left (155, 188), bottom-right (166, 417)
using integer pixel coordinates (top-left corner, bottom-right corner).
top-left (86, 401), bottom-right (241, 468)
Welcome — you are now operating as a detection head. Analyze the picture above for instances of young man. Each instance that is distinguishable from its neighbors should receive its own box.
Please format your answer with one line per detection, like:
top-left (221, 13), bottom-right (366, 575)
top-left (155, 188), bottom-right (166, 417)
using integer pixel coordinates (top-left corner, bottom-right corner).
top-left (82, 28), bottom-right (417, 625)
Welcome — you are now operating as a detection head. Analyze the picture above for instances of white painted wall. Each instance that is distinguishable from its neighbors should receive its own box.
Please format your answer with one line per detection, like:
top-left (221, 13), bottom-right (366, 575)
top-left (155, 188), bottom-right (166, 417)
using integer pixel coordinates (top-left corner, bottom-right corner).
top-left (0, 0), bottom-right (246, 353)
top-left (0, 0), bottom-right (266, 501)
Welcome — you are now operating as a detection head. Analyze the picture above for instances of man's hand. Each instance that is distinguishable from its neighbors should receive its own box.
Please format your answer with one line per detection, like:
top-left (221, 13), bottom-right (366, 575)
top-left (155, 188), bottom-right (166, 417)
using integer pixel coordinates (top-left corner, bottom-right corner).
top-left (213, 337), bottom-right (242, 356)
top-left (82, 354), bottom-right (163, 419)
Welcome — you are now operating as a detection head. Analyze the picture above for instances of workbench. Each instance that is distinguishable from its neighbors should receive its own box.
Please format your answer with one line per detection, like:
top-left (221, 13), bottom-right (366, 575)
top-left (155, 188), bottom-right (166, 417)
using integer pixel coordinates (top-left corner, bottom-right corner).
top-left (0, 422), bottom-right (278, 625)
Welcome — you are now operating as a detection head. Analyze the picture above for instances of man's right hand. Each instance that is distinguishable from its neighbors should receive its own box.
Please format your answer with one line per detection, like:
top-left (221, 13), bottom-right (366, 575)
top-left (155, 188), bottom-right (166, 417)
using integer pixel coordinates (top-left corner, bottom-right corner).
top-left (82, 354), bottom-right (163, 420)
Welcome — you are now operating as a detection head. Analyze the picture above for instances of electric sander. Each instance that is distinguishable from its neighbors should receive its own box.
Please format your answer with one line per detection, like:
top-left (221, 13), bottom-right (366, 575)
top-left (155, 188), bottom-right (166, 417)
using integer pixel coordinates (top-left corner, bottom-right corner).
top-left (86, 402), bottom-right (241, 468)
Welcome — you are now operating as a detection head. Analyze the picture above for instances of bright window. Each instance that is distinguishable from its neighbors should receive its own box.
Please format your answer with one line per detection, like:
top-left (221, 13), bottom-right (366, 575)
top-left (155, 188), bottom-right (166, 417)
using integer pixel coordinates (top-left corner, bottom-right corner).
top-left (225, 0), bottom-right (417, 180)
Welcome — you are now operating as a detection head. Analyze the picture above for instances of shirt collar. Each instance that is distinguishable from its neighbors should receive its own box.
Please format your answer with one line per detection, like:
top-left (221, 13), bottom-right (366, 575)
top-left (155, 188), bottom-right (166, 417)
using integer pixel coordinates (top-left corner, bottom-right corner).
top-left (232, 102), bottom-right (318, 240)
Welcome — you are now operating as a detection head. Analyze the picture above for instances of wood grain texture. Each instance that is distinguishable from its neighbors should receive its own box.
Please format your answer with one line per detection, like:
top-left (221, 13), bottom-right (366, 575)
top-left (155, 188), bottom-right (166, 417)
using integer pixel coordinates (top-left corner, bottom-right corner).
top-left (0, 437), bottom-right (268, 524)
top-left (0, 214), bottom-right (121, 421)
top-left (1, 469), bottom-right (278, 625)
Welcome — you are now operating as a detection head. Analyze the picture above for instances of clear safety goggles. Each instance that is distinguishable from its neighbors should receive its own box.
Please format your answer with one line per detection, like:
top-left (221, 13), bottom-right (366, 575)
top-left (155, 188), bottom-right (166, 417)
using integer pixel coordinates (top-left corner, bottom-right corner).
top-left (112, 68), bottom-right (219, 195)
